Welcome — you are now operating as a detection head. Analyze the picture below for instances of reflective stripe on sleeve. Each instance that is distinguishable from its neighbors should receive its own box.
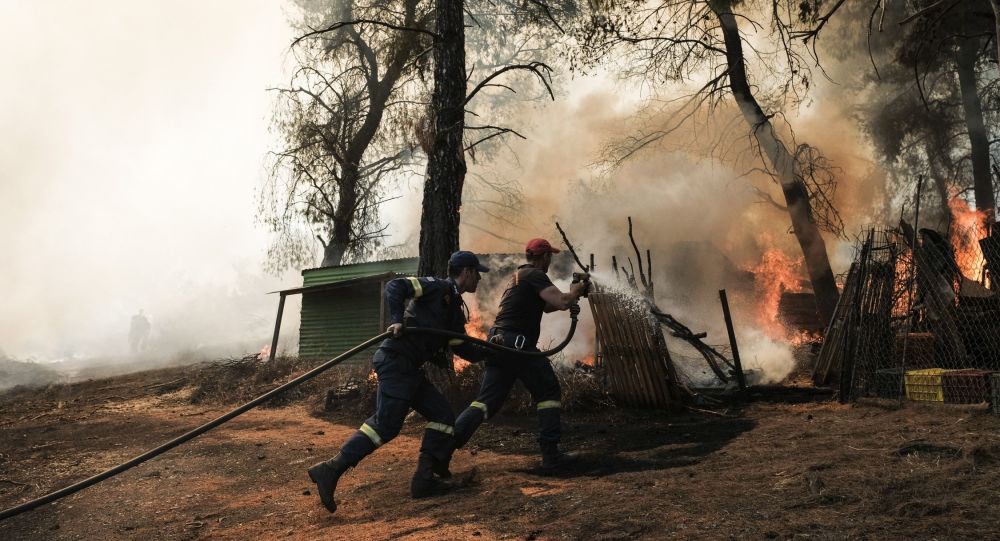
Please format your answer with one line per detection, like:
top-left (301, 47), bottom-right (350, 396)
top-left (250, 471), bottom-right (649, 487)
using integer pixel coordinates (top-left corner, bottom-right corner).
top-left (536, 400), bottom-right (561, 410)
top-left (359, 423), bottom-right (383, 446)
top-left (448, 338), bottom-right (464, 346)
top-left (470, 401), bottom-right (488, 418)
top-left (408, 277), bottom-right (423, 298)
top-left (426, 422), bottom-right (455, 435)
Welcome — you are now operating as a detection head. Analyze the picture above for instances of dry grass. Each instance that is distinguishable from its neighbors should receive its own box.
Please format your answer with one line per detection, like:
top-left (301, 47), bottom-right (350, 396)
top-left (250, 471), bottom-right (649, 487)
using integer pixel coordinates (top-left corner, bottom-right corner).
top-left (188, 355), bottom-right (375, 412)
top-left (187, 354), bottom-right (612, 417)
top-left (431, 361), bottom-right (615, 414)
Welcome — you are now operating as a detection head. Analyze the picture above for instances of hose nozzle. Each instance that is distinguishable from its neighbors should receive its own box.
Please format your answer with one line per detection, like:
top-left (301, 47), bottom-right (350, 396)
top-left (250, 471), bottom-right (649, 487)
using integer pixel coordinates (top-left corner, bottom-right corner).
top-left (571, 272), bottom-right (591, 297)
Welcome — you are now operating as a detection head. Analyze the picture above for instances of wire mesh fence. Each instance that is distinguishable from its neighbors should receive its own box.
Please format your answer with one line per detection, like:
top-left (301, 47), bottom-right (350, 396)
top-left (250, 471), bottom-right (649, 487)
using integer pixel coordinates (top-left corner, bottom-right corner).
top-left (816, 220), bottom-right (1000, 407)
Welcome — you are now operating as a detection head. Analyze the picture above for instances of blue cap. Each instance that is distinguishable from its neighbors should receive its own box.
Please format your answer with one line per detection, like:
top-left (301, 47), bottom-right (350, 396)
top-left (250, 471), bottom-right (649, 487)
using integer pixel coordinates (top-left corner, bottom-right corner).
top-left (449, 251), bottom-right (489, 272)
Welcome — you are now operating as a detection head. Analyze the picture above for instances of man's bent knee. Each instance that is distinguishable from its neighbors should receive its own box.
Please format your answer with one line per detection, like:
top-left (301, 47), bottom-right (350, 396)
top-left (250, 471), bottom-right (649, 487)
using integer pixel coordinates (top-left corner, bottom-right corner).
top-left (360, 422), bottom-right (402, 446)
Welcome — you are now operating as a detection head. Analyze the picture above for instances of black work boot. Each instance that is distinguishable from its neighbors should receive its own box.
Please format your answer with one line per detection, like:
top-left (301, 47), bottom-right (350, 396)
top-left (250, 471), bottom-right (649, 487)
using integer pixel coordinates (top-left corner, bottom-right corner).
top-left (432, 451), bottom-right (453, 479)
top-left (540, 442), bottom-right (579, 470)
top-left (307, 453), bottom-right (352, 513)
top-left (411, 453), bottom-right (454, 498)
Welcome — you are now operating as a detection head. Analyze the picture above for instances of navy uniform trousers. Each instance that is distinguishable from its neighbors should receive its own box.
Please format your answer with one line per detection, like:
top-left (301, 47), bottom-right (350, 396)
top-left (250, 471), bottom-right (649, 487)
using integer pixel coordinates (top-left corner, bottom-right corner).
top-left (339, 348), bottom-right (455, 467)
top-left (453, 328), bottom-right (562, 449)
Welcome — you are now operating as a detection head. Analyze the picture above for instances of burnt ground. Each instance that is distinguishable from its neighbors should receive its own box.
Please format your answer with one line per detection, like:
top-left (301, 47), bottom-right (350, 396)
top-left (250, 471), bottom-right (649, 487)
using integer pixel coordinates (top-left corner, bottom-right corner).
top-left (1, 365), bottom-right (1000, 540)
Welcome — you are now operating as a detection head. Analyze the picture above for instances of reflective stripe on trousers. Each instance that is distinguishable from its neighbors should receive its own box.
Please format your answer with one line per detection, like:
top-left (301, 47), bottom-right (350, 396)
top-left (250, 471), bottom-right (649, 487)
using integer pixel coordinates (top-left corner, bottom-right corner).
top-left (536, 400), bottom-right (561, 410)
top-left (470, 401), bottom-right (488, 418)
top-left (359, 423), bottom-right (383, 446)
top-left (426, 422), bottom-right (454, 435)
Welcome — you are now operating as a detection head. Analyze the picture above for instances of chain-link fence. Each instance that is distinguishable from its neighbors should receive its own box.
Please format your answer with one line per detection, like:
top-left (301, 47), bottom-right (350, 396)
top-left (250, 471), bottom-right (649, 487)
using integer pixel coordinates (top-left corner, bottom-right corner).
top-left (816, 222), bottom-right (1000, 408)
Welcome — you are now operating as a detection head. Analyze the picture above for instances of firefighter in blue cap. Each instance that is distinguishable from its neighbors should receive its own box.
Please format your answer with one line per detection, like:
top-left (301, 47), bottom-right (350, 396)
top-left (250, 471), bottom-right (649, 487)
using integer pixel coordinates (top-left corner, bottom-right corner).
top-left (307, 251), bottom-right (491, 514)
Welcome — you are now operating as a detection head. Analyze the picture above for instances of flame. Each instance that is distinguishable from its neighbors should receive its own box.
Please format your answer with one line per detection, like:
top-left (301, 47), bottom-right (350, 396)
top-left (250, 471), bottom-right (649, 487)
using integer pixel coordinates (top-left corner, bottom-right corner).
top-left (893, 250), bottom-right (912, 316)
top-left (748, 246), bottom-right (805, 341)
top-left (257, 344), bottom-right (271, 361)
top-left (453, 303), bottom-right (489, 373)
top-left (788, 330), bottom-right (823, 347)
top-left (947, 190), bottom-right (990, 285)
top-left (578, 355), bottom-right (596, 366)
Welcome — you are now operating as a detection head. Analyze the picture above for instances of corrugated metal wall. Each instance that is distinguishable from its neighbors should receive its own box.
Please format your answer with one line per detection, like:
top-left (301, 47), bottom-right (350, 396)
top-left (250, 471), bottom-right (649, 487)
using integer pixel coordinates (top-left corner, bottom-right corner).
top-left (298, 258), bottom-right (418, 363)
top-left (299, 282), bottom-right (383, 363)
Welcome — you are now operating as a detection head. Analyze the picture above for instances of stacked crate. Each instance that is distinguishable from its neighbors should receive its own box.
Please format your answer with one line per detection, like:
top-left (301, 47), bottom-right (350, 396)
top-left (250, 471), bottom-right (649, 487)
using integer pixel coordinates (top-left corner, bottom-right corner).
top-left (942, 370), bottom-right (993, 404)
top-left (904, 369), bottom-right (955, 402)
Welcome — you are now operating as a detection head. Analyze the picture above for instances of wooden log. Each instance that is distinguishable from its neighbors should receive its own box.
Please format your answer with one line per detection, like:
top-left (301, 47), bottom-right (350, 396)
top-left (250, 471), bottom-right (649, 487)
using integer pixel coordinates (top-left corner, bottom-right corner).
top-left (813, 262), bottom-right (858, 385)
top-left (593, 292), bottom-right (648, 407)
top-left (614, 300), bottom-right (662, 407)
top-left (588, 293), bottom-right (630, 405)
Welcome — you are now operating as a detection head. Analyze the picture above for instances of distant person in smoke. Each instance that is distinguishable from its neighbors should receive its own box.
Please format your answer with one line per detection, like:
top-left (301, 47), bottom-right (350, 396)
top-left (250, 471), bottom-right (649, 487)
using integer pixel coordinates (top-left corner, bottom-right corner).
top-left (444, 238), bottom-right (586, 472)
top-left (129, 309), bottom-right (150, 354)
top-left (307, 251), bottom-right (492, 514)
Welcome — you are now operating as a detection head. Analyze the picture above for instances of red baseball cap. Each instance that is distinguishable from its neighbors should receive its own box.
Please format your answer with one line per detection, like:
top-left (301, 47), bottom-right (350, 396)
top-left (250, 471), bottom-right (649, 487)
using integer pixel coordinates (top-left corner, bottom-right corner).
top-left (525, 238), bottom-right (561, 255)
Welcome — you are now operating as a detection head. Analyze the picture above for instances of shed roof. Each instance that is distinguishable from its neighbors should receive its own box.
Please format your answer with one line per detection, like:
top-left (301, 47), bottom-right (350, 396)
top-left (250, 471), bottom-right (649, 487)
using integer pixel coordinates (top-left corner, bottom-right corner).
top-left (270, 272), bottom-right (401, 296)
top-left (300, 257), bottom-right (419, 287)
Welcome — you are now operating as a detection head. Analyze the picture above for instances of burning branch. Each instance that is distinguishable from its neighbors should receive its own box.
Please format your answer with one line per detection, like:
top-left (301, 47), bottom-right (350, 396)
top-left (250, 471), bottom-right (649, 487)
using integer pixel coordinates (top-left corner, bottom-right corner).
top-left (649, 306), bottom-right (734, 382)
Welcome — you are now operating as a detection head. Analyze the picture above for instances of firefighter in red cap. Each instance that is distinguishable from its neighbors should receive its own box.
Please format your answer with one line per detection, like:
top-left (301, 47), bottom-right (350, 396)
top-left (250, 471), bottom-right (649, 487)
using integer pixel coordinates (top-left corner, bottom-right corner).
top-left (446, 238), bottom-right (587, 471)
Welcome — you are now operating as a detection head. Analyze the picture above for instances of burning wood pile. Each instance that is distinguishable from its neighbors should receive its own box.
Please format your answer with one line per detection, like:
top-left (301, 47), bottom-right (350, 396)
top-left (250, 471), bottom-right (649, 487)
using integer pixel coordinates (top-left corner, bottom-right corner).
top-left (815, 214), bottom-right (1000, 405)
top-left (559, 220), bottom-right (742, 409)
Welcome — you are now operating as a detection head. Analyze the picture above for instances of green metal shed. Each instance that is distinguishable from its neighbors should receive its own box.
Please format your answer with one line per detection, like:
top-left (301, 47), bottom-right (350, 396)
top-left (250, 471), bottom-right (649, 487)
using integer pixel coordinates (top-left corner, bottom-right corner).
top-left (295, 258), bottom-right (417, 363)
top-left (263, 253), bottom-right (576, 365)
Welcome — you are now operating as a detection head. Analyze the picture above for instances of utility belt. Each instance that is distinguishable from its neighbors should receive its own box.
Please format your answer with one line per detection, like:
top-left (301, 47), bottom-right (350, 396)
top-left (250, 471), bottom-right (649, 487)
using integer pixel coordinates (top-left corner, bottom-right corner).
top-left (487, 327), bottom-right (538, 352)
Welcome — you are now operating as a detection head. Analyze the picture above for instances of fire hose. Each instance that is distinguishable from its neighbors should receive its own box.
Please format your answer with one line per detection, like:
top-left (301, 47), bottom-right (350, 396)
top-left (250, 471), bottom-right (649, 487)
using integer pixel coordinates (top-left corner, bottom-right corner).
top-left (0, 313), bottom-right (579, 521)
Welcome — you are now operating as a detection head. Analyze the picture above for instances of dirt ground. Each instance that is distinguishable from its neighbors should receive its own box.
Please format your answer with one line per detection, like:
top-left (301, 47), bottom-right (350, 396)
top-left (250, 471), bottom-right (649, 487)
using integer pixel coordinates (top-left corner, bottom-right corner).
top-left (2, 365), bottom-right (1000, 540)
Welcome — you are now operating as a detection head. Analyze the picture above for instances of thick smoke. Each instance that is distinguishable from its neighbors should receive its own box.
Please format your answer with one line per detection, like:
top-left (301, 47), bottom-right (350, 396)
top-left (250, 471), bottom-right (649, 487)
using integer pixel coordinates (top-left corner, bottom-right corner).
top-left (448, 63), bottom-right (883, 383)
top-left (0, 350), bottom-right (63, 392)
top-left (3, 2), bottom-right (892, 387)
top-left (0, 1), bottom-right (299, 377)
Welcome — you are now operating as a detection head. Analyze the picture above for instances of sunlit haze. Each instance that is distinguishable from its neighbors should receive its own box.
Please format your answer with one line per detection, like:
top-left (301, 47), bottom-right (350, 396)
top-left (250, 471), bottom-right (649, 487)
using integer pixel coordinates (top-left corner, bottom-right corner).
top-left (0, 1), bottom-right (300, 363)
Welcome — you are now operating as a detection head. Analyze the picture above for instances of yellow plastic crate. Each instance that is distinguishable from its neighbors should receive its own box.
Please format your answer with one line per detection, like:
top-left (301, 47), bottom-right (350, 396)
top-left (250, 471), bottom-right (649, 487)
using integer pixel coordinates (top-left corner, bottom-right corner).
top-left (904, 369), bottom-right (956, 402)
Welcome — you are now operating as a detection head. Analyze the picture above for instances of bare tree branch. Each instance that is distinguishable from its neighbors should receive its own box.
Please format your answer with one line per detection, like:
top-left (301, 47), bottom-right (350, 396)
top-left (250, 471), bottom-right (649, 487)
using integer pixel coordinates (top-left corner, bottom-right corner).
top-left (465, 62), bottom-right (555, 106)
top-left (292, 19), bottom-right (440, 48)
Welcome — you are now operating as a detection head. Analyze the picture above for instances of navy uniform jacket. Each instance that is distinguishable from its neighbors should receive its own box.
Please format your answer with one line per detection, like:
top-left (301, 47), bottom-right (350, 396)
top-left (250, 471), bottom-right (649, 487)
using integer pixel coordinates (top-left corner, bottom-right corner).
top-left (379, 276), bottom-right (490, 365)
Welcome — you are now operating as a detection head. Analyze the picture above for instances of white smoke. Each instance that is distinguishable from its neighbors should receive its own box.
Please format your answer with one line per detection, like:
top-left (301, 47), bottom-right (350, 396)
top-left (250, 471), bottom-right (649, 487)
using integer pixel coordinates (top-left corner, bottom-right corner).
top-left (0, 1), bottom-right (300, 371)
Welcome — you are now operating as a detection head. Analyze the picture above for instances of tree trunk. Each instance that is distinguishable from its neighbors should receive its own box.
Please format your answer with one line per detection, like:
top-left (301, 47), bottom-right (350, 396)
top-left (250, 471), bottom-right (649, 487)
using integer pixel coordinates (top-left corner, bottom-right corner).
top-left (991, 1), bottom-right (1000, 84)
top-left (716, 9), bottom-right (840, 326)
top-left (923, 141), bottom-right (954, 231)
top-left (418, 0), bottom-right (467, 277)
top-left (320, 162), bottom-right (361, 267)
top-left (321, 243), bottom-right (347, 267)
top-left (956, 37), bottom-right (996, 221)
top-left (930, 169), bottom-right (953, 232)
